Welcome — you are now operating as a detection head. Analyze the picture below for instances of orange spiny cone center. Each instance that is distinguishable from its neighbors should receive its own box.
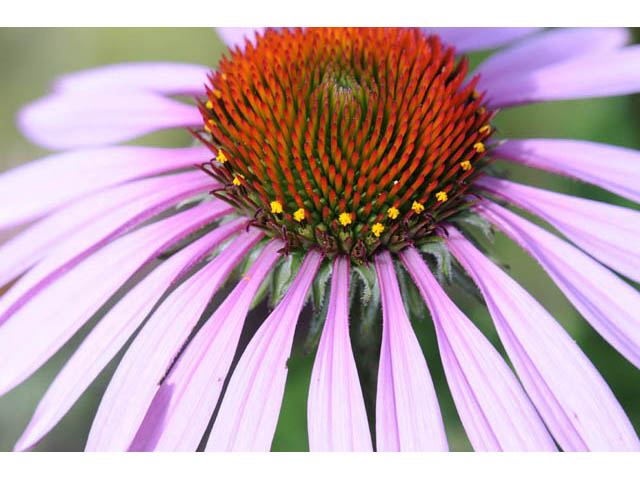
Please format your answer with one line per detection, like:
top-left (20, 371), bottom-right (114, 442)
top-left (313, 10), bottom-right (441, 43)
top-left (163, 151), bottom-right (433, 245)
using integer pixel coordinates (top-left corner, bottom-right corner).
top-left (197, 27), bottom-right (495, 262)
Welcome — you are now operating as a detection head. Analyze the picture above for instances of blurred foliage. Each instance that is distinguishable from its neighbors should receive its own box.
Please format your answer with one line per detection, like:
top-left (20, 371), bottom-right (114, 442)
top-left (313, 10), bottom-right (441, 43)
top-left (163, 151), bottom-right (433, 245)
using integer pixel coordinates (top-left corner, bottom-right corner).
top-left (0, 28), bottom-right (639, 452)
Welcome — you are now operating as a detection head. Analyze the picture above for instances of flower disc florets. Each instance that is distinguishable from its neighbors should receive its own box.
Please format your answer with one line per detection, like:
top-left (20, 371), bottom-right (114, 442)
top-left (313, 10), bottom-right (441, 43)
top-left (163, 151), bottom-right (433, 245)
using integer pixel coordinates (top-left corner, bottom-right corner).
top-left (197, 27), bottom-right (495, 263)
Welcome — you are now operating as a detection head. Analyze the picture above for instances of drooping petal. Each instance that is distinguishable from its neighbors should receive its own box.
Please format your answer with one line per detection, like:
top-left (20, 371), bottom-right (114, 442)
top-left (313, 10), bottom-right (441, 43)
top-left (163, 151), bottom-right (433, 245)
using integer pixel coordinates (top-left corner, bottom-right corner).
top-left (374, 251), bottom-right (448, 452)
top-left (491, 138), bottom-right (640, 204)
top-left (447, 226), bottom-right (640, 451)
top-left (400, 247), bottom-right (555, 451)
top-left (474, 28), bottom-right (629, 92)
top-left (54, 62), bottom-right (211, 95)
top-left (14, 219), bottom-right (245, 452)
top-left (0, 146), bottom-right (212, 230)
top-left (424, 28), bottom-right (541, 53)
top-left (475, 200), bottom-right (640, 369)
top-left (307, 256), bottom-right (372, 452)
top-left (17, 91), bottom-right (202, 150)
top-left (485, 45), bottom-right (640, 108)
top-left (0, 171), bottom-right (213, 325)
top-left (206, 250), bottom-right (323, 451)
top-left (0, 172), bottom-right (207, 288)
top-left (129, 240), bottom-right (283, 452)
top-left (85, 229), bottom-right (263, 451)
top-left (0, 201), bottom-right (233, 396)
top-left (477, 176), bottom-right (640, 283)
top-left (216, 28), bottom-right (265, 50)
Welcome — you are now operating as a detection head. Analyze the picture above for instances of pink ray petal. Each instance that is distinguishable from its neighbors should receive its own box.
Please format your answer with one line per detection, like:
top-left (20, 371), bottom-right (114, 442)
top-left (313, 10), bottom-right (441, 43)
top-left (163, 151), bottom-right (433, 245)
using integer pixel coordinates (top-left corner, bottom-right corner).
top-left (85, 229), bottom-right (263, 451)
top-left (216, 28), bottom-right (265, 50)
top-left (54, 62), bottom-right (211, 95)
top-left (477, 176), bottom-right (640, 284)
top-left (13, 219), bottom-right (246, 452)
top-left (17, 90), bottom-right (202, 150)
top-left (424, 28), bottom-right (541, 53)
top-left (374, 251), bottom-right (448, 452)
top-left (447, 226), bottom-right (640, 451)
top-left (0, 171), bottom-right (213, 326)
top-left (0, 146), bottom-right (212, 230)
top-left (206, 250), bottom-right (323, 451)
top-left (0, 173), bottom-right (204, 288)
top-left (476, 200), bottom-right (640, 369)
top-left (307, 256), bottom-right (373, 452)
top-left (400, 247), bottom-right (556, 452)
top-left (130, 239), bottom-right (283, 451)
top-left (491, 138), bottom-right (640, 205)
top-left (475, 28), bottom-right (629, 92)
top-left (484, 45), bottom-right (640, 108)
top-left (0, 201), bottom-right (233, 397)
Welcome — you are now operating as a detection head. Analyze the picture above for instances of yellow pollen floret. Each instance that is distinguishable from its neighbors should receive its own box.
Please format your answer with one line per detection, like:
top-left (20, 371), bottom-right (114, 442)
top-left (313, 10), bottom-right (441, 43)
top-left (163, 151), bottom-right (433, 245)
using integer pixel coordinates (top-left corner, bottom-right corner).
top-left (270, 200), bottom-right (283, 214)
top-left (479, 125), bottom-right (491, 134)
top-left (436, 191), bottom-right (448, 202)
top-left (473, 142), bottom-right (485, 153)
top-left (293, 208), bottom-right (306, 222)
top-left (204, 124), bottom-right (211, 133)
top-left (411, 201), bottom-right (425, 214)
top-left (372, 222), bottom-right (385, 238)
top-left (206, 100), bottom-right (213, 109)
top-left (460, 160), bottom-right (472, 171)
top-left (232, 174), bottom-right (245, 186)
top-left (472, 89), bottom-right (479, 99)
top-left (213, 89), bottom-right (222, 99)
top-left (339, 212), bottom-right (352, 227)
top-left (216, 149), bottom-right (228, 164)
top-left (477, 106), bottom-right (486, 114)
top-left (387, 206), bottom-right (400, 220)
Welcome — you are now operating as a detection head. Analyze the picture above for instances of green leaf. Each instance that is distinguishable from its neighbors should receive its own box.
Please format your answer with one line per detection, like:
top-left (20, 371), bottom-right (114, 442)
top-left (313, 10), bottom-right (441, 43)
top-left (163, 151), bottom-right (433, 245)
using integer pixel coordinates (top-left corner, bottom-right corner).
top-left (359, 287), bottom-right (381, 336)
top-left (269, 252), bottom-right (304, 308)
top-left (303, 293), bottom-right (331, 354)
top-left (352, 264), bottom-right (381, 335)
top-left (249, 269), bottom-right (273, 310)
top-left (175, 192), bottom-right (214, 210)
top-left (419, 241), bottom-right (453, 284)
top-left (353, 263), bottom-right (377, 306)
top-left (450, 210), bottom-right (495, 243)
top-left (451, 262), bottom-right (484, 303)
top-left (311, 258), bottom-right (332, 314)
top-left (205, 233), bottom-right (236, 262)
top-left (299, 259), bottom-right (333, 354)
top-left (240, 241), bottom-right (268, 277)
top-left (395, 261), bottom-right (427, 322)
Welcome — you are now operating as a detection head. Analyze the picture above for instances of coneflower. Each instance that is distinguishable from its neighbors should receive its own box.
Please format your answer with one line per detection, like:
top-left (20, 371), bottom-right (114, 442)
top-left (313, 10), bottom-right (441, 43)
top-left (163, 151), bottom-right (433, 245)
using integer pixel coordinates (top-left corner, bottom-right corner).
top-left (1, 27), bottom-right (639, 451)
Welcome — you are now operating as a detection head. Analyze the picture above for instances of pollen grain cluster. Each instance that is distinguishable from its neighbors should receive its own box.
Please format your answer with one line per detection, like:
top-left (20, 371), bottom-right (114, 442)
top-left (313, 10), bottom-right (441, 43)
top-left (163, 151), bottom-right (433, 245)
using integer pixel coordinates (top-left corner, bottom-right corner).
top-left (197, 27), bottom-right (495, 262)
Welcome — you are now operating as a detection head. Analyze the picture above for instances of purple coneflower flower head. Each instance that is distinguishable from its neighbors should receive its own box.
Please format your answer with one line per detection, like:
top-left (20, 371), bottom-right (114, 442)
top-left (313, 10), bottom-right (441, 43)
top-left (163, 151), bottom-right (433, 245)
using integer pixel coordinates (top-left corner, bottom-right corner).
top-left (1, 27), bottom-right (639, 452)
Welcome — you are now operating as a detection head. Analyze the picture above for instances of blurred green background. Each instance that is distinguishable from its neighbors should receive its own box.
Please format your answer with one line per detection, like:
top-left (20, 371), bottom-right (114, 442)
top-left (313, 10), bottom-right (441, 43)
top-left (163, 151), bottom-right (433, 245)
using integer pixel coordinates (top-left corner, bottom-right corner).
top-left (0, 28), bottom-right (638, 452)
